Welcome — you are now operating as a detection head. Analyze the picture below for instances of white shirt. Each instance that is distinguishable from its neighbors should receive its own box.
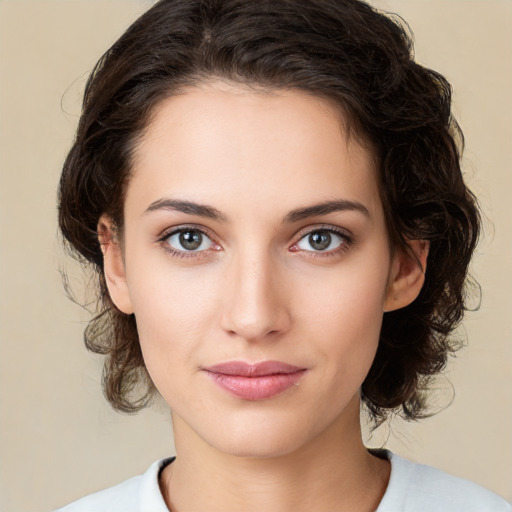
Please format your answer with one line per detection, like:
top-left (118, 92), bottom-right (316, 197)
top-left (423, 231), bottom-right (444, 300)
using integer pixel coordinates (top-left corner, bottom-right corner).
top-left (56, 451), bottom-right (511, 511)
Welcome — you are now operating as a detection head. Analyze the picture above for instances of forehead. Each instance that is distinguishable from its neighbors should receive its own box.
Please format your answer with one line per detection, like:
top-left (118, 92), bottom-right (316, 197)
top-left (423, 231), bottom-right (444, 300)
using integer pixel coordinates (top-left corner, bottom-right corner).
top-left (127, 81), bottom-right (382, 220)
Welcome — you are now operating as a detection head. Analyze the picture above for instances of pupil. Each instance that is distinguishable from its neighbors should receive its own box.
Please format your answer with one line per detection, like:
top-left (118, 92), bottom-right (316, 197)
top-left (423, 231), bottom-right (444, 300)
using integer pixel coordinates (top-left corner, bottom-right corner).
top-left (309, 231), bottom-right (331, 250)
top-left (180, 231), bottom-right (202, 250)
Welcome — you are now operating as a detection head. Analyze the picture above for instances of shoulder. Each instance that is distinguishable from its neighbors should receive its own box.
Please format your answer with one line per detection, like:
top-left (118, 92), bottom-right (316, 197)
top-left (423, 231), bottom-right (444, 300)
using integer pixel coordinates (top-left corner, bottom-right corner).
top-left (377, 451), bottom-right (511, 512)
top-left (54, 458), bottom-right (173, 512)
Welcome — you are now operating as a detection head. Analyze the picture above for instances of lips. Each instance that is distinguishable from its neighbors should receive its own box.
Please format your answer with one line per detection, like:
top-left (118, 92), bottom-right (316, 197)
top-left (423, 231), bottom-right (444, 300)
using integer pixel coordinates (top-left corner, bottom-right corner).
top-left (203, 361), bottom-right (307, 400)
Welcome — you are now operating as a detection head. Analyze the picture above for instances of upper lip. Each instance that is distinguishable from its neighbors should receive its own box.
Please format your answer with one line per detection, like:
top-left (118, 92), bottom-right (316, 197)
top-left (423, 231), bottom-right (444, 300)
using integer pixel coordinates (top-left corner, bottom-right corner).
top-left (203, 361), bottom-right (305, 377)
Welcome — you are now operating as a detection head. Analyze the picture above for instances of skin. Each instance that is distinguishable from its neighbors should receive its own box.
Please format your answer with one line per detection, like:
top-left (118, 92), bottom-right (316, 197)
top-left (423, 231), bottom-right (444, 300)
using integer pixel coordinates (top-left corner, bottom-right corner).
top-left (100, 80), bottom-right (428, 512)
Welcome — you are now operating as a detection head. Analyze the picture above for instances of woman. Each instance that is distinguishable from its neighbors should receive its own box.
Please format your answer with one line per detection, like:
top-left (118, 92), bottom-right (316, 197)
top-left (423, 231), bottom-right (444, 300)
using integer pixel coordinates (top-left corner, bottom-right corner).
top-left (56, 0), bottom-right (510, 510)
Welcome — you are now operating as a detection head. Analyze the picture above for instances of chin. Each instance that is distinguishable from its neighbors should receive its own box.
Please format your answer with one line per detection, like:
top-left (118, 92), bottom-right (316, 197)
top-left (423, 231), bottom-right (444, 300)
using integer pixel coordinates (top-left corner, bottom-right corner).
top-left (213, 434), bottom-right (304, 459)
top-left (198, 411), bottom-right (320, 460)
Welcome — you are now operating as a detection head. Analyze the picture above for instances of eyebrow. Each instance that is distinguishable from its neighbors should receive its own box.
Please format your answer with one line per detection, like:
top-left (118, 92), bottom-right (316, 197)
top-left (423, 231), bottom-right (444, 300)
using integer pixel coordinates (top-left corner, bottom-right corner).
top-left (143, 198), bottom-right (370, 223)
top-left (283, 199), bottom-right (370, 223)
top-left (143, 199), bottom-right (228, 222)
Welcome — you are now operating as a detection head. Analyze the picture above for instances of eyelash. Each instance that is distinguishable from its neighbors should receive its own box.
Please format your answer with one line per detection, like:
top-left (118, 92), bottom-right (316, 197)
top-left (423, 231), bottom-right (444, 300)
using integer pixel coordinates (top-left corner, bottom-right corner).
top-left (291, 225), bottom-right (353, 259)
top-left (157, 224), bottom-right (353, 260)
top-left (157, 225), bottom-right (219, 260)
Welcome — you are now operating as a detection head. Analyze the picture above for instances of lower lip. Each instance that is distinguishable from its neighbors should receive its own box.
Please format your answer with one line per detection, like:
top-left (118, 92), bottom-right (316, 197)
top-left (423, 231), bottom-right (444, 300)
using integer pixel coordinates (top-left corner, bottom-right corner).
top-left (205, 371), bottom-right (306, 400)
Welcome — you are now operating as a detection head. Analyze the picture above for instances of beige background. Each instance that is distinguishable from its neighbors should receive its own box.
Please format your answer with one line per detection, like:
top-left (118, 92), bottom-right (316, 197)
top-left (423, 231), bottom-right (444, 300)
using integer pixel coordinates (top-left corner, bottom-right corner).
top-left (0, 1), bottom-right (510, 510)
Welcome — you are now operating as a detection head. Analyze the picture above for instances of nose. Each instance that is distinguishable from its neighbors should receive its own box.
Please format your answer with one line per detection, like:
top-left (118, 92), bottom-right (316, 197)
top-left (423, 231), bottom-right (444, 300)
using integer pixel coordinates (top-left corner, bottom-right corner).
top-left (220, 249), bottom-right (292, 342)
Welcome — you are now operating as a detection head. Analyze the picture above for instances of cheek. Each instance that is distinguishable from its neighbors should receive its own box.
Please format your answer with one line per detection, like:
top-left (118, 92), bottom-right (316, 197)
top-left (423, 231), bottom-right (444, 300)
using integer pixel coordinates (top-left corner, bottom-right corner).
top-left (295, 254), bottom-right (390, 372)
top-left (124, 257), bottom-right (220, 372)
top-left (299, 256), bottom-right (388, 329)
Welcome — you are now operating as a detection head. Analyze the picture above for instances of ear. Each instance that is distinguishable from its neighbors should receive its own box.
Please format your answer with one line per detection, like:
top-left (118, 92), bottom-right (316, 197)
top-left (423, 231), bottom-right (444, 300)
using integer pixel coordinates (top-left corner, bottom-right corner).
top-left (383, 239), bottom-right (429, 313)
top-left (98, 216), bottom-right (134, 315)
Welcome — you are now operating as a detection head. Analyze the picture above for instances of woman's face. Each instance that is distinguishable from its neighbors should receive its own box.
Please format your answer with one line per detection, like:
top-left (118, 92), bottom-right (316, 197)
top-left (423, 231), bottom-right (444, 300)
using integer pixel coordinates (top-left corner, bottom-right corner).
top-left (107, 81), bottom-right (406, 457)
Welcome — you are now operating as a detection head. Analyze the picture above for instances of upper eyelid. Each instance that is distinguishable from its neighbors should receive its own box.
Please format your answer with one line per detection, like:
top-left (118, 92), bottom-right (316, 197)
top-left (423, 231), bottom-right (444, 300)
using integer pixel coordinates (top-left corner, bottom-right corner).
top-left (159, 223), bottom-right (350, 236)
top-left (294, 224), bottom-right (352, 240)
top-left (158, 224), bottom-right (215, 241)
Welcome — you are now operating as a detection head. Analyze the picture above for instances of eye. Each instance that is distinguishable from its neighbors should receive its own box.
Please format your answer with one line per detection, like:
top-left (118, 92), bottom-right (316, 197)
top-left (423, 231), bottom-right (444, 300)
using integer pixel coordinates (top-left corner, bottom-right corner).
top-left (295, 229), bottom-right (347, 252)
top-left (165, 229), bottom-right (214, 252)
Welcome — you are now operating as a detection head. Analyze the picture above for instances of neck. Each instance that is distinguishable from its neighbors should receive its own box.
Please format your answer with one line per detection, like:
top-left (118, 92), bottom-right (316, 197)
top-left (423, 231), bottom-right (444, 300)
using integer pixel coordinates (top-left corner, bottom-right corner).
top-left (161, 398), bottom-right (389, 512)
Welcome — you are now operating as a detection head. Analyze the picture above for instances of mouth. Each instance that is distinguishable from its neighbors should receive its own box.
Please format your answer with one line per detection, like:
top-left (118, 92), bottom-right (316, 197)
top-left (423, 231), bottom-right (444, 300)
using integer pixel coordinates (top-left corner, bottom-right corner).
top-left (202, 361), bottom-right (307, 401)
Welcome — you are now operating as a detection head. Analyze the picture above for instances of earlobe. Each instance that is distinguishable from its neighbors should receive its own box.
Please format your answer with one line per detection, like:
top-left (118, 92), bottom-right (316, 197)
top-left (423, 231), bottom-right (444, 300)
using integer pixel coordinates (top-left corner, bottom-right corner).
top-left (98, 216), bottom-right (134, 315)
top-left (384, 239), bottom-right (429, 313)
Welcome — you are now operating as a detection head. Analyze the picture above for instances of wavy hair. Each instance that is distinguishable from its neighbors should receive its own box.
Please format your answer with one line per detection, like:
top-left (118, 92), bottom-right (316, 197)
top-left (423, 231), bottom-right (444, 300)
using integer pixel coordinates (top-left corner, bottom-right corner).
top-left (58, 0), bottom-right (480, 424)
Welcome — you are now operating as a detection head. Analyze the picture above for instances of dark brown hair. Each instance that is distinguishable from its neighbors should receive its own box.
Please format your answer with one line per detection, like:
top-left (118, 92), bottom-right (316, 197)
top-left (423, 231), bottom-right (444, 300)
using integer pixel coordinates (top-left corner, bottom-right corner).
top-left (58, 0), bottom-right (480, 425)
